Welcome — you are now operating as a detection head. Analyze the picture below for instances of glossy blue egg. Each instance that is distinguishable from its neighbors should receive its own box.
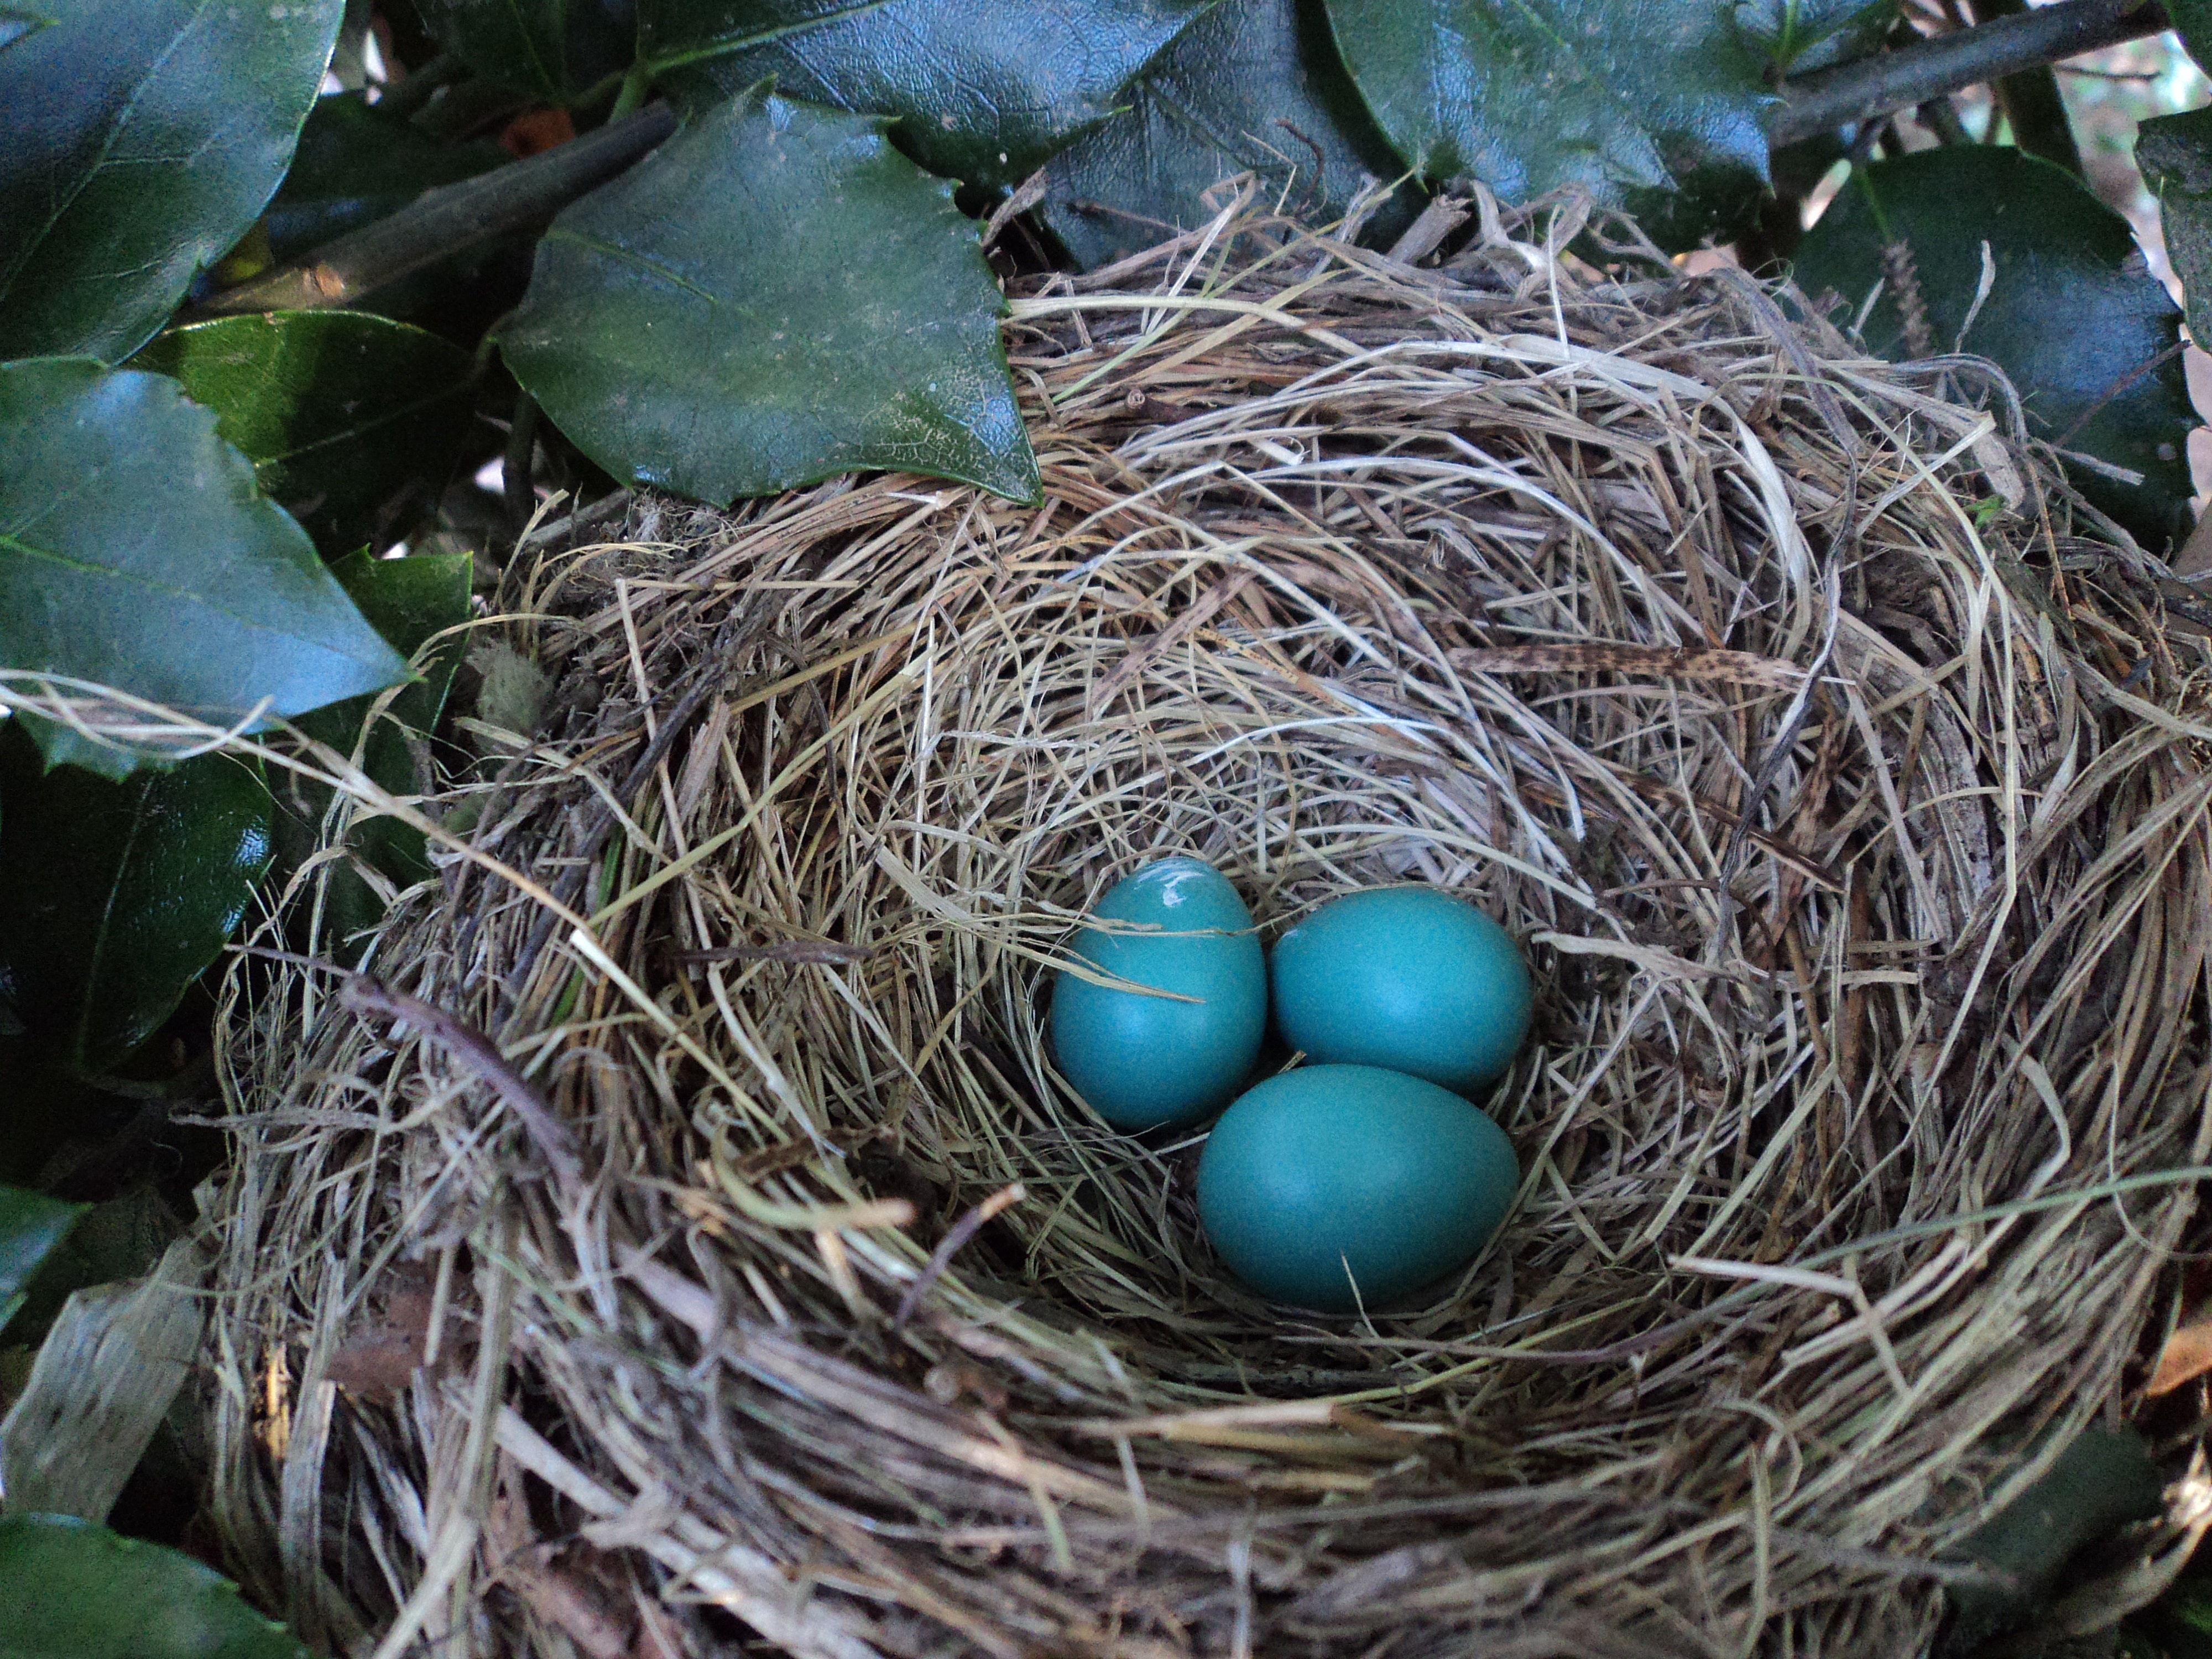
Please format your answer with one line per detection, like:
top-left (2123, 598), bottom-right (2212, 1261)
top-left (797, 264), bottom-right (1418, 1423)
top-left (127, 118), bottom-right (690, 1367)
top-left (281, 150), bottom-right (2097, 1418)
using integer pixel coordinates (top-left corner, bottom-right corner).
top-left (1049, 857), bottom-right (1266, 1131)
top-left (1197, 1065), bottom-right (1518, 1312)
top-left (1270, 887), bottom-right (1531, 1094)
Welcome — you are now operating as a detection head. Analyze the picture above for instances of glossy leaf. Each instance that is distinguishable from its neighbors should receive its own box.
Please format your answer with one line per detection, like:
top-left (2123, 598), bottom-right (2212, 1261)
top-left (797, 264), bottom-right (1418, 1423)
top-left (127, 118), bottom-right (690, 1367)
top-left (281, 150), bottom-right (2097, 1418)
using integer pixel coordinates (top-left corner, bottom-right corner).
top-left (1041, 0), bottom-right (1420, 270)
top-left (413, 0), bottom-right (635, 102)
top-left (1793, 148), bottom-right (2195, 552)
top-left (131, 312), bottom-right (478, 552)
top-left (311, 551), bottom-right (473, 744)
top-left (0, 723), bottom-right (273, 1073)
top-left (1946, 1427), bottom-right (2163, 1648)
top-left (0, 358), bottom-right (410, 771)
top-left (0, 7), bottom-right (46, 53)
top-left (278, 550), bottom-right (471, 955)
top-left (2138, 109), bottom-right (2212, 367)
top-left (648, 0), bottom-right (1217, 191)
top-left (264, 92), bottom-right (509, 263)
top-left (0, 1185), bottom-right (84, 1333)
top-left (1321, 0), bottom-right (1771, 246)
top-left (4, 1184), bottom-right (178, 1344)
top-left (0, 1514), bottom-right (308, 1659)
top-left (0, 0), bottom-right (343, 362)
top-left (504, 86), bottom-right (1038, 504)
top-left (1736, 0), bottom-right (1896, 73)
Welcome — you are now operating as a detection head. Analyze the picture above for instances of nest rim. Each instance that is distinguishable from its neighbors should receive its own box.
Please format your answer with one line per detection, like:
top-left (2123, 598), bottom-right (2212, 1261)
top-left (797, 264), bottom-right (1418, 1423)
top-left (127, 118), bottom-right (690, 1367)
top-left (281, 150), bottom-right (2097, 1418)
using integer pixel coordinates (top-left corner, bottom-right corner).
top-left (199, 199), bottom-right (2212, 1659)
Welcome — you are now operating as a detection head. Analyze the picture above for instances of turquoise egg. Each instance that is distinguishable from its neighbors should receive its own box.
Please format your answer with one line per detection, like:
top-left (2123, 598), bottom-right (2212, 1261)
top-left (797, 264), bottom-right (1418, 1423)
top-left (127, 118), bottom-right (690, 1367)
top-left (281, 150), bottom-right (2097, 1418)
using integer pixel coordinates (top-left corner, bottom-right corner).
top-left (1196, 1065), bottom-right (1519, 1312)
top-left (1049, 857), bottom-right (1266, 1131)
top-left (1270, 887), bottom-right (1531, 1094)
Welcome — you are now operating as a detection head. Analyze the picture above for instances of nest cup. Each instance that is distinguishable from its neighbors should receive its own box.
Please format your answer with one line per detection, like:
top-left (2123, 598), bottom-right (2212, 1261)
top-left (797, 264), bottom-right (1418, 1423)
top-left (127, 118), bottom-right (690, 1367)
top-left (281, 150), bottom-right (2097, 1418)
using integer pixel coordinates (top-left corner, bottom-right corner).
top-left (208, 198), bottom-right (2212, 1657)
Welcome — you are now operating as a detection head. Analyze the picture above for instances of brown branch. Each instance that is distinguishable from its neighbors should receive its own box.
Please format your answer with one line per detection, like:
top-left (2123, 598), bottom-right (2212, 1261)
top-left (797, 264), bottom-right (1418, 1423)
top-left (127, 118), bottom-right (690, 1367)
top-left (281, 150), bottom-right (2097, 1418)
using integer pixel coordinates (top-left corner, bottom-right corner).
top-left (196, 103), bottom-right (679, 315)
top-left (894, 1183), bottom-right (1026, 1329)
top-left (340, 975), bottom-right (581, 1188)
top-left (1771, 0), bottom-right (2169, 148)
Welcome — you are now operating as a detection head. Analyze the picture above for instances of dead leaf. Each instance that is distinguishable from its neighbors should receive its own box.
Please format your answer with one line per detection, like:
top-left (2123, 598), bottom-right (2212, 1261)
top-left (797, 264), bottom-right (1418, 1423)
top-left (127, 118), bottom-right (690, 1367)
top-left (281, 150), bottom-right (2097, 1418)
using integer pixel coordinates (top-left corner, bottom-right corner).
top-left (2146, 1317), bottom-right (2212, 1396)
top-left (327, 1264), bottom-right (435, 1404)
top-left (488, 1456), bottom-right (637, 1659)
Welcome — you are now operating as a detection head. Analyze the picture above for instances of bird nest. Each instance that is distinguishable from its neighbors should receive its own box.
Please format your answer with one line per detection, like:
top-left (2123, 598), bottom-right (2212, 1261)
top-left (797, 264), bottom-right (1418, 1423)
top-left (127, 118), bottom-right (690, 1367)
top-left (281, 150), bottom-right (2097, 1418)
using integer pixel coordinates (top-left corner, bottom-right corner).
top-left (205, 197), bottom-right (2212, 1658)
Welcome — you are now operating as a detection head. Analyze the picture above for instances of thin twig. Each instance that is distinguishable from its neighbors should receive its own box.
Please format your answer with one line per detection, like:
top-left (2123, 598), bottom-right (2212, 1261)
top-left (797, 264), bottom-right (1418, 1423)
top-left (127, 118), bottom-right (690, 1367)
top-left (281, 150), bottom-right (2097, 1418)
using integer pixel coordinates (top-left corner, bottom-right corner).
top-left (1771, 0), bottom-right (2168, 147)
top-left (195, 103), bottom-right (678, 314)
top-left (894, 1185), bottom-right (1026, 1329)
top-left (340, 975), bottom-right (581, 1188)
top-left (672, 940), bottom-right (875, 968)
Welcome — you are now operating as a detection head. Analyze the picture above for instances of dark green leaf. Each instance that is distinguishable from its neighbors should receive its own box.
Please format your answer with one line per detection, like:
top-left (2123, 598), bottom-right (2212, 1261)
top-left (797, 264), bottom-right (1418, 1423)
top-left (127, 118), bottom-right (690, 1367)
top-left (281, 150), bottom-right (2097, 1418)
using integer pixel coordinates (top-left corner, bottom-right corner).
top-left (1792, 148), bottom-right (2195, 554)
top-left (0, 358), bottom-right (410, 770)
top-left (413, 0), bottom-right (635, 102)
top-left (503, 86), bottom-right (1038, 505)
top-left (129, 312), bottom-right (478, 552)
top-left (2139, 109), bottom-right (2212, 368)
top-left (1944, 1426), bottom-right (2163, 1651)
top-left (1040, 0), bottom-right (1420, 270)
top-left (0, 723), bottom-right (273, 1072)
top-left (7, 1185), bottom-right (177, 1343)
top-left (310, 550), bottom-right (473, 743)
top-left (2140, 1564), bottom-right (2212, 1653)
top-left (275, 550), bottom-right (471, 955)
top-left (264, 92), bottom-right (509, 264)
top-left (1736, 0), bottom-right (1896, 73)
top-left (0, 1185), bottom-right (83, 1334)
top-left (1321, 0), bottom-right (1772, 244)
top-left (0, 0), bottom-right (344, 363)
top-left (648, 0), bottom-right (1217, 192)
top-left (0, 7), bottom-right (48, 53)
top-left (0, 1514), bottom-right (308, 1659)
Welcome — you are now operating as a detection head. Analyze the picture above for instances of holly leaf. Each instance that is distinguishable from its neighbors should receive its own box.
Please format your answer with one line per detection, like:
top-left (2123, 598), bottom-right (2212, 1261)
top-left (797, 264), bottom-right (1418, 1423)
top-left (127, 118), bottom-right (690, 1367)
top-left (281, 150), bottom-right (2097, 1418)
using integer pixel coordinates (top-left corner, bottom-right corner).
top-left (412, 0), bottom-right (634, 102)
top-left (264, 92), bottom-right (509, 264)
top-left (4, 1184), bottom-right (178, 1344)
top-left (1792, 148), bottom-right (2195, 554)
top-left (648, 0), bottom-right (1218, 191)
top-left (0, 0), bottom-right (344, 362)
top-left (1040, 0), bottom-right (1421, 270)
top-left (2146, 1312), bottom-right (2212, 1397)
top-left (276, 549), bottom-right (472, 957)
top-left (0, 723), bottom-right (273, 1073)
top-left (0, 6), bottom-right (48, 53)
top-left (1736, 0), bottom-right (1897, 74)
top-left (1945, 1427), bottom-right (2164, 1649)
top-left (0, 358), bottom-right (410, 774)
top-left (503, 86), bottom-right (1038, 505)
top-left (130, 312), bottom-right (478, 552)
top-left (0, 1514), bottom-right (308, 1659)
top-left (2138, 109), bottom-right (2212, 369)
top-left (0, 1185), bottom-right (84, 1334)
top-left (1320, 0), bottom-right (1772, 246)
top-left (309, 551), bottom-right (472, 745)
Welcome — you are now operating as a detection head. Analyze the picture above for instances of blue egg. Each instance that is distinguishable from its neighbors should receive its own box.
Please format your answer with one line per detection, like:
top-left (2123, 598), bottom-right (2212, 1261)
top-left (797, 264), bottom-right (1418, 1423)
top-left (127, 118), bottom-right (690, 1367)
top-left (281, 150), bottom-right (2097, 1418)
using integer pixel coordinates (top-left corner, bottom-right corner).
top-left (1197, 1065), bottom-right (1518, 1312)
top-left (1049, 857), bottom-right (1266, 1131)
top-left (1270, 887), bottom-right (1531, 1094)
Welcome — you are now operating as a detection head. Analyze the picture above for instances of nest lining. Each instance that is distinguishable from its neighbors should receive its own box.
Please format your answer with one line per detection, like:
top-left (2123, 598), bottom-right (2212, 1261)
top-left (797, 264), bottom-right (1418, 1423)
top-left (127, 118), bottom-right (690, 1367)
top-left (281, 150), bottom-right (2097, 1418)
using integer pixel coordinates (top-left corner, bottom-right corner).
top-left (205, 199), bottom-right (2212, 1659)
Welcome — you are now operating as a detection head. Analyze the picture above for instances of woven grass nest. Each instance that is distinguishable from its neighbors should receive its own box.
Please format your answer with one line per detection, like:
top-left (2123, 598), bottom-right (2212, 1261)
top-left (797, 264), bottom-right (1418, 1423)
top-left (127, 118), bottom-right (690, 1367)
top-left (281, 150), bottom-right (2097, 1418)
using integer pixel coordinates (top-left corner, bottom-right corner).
top-left (206, 195), bottom-right (2212, 1659)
